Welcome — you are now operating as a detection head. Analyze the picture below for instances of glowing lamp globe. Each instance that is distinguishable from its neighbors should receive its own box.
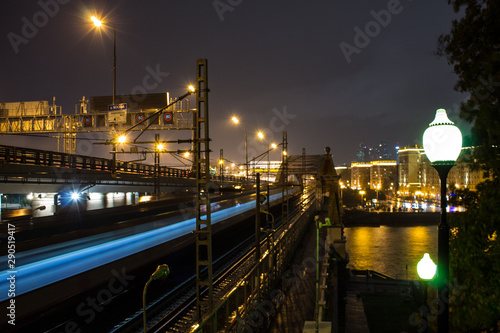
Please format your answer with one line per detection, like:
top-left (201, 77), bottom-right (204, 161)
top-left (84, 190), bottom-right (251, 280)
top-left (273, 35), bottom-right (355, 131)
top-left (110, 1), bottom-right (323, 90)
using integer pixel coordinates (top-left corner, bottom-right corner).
top-left (422, 109), bottom-right (462, 164)
top-left (417, 253), bottom-right (437, 280)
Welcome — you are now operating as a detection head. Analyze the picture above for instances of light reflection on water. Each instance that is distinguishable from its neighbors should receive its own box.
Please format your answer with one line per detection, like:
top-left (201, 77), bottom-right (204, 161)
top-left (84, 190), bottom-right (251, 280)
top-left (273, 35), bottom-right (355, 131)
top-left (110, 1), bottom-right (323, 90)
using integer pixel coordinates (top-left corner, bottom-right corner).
top-left (344, 226), bottom-right (438, 280)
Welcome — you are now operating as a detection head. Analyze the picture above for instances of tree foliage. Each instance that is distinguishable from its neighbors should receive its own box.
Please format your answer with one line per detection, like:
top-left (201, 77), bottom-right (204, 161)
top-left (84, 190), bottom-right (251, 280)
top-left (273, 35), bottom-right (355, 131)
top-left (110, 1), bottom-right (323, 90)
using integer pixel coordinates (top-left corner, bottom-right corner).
top-left (438, 1), bottom-right (500, 331)
top-left (449, 179), bottom-right (500, 332)
top-left (437, 0), bottom-right (500, 176)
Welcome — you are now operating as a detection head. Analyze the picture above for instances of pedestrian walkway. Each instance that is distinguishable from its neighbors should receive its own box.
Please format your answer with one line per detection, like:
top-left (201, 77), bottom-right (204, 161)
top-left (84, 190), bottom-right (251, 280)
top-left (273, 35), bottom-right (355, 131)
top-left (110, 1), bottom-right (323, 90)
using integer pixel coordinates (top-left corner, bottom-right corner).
top-left (268, 216), bottom-right (323, 332)
top-left (345, 292), bottom-right (370, 333)
top-left (267, 214), bottom-right (376, 332)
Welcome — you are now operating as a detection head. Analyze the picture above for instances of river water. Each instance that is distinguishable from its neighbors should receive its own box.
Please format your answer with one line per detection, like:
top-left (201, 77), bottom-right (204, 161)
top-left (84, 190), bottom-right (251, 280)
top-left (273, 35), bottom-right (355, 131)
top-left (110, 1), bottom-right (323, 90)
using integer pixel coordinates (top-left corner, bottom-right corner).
top-left (344, 226), bottom-right (438, 281)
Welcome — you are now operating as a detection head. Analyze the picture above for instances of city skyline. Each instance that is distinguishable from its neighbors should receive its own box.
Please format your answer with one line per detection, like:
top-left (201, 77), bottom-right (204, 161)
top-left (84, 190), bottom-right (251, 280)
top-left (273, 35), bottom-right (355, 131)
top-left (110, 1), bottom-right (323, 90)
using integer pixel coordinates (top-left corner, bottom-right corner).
top-left (0, 1), bottom-right (470, 166)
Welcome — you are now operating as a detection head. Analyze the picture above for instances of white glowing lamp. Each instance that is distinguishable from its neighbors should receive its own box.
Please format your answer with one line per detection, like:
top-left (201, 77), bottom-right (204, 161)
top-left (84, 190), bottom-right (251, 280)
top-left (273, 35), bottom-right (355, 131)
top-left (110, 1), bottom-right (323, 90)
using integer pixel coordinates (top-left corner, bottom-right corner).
top-left (422, 109), bottom-right (462, 164)
top-left (417, 253), bottom-right (437, 280)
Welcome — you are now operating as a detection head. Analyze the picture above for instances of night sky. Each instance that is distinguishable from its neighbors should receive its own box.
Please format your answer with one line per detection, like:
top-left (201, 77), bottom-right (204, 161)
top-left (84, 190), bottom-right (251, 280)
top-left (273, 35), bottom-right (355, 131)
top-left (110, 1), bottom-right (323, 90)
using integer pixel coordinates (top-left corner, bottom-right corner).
top-left (0, 0), bottom-right (468, 167)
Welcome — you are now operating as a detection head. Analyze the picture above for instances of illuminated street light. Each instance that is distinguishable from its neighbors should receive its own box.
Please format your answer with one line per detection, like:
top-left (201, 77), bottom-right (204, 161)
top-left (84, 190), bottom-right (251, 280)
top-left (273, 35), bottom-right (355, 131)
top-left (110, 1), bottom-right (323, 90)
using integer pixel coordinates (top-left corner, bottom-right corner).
top-left (231, 116), bottom-right (248, 182)
top-left (188, 85), bottom-right (195, 93)
top-left (422, 108), bottom-right (462, 333)
top-left (257, 131), bottom-right (272, 215)
top-left (90, 16), bottom-right (102, 27)
top-left (90, 15), bottom-right (116, 104)
top-left (359, 190), bottom-right (366, 208)
top-left (117, 135), bottom-right (127, 144)
top-left (417, 253), bottom-right (436, 326)
top-left (156, 143), bottom-right (165, 151)
top-left (417, 253), bottom-right (437, 280)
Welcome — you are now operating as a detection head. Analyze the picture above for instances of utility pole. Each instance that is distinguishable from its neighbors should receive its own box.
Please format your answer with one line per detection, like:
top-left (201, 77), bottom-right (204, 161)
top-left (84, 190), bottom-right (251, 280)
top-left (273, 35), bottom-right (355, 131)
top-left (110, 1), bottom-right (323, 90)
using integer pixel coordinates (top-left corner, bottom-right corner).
top-left (154, 133), bottom-right (160, 194)
top-left (255, 173), bottom-right (261, 262)
top-left (194, 59), bottom-right (213, 320)
top-left (220, 149), bottom-right (224, 182)
top-left (281, 131), bottom-right (289, 225)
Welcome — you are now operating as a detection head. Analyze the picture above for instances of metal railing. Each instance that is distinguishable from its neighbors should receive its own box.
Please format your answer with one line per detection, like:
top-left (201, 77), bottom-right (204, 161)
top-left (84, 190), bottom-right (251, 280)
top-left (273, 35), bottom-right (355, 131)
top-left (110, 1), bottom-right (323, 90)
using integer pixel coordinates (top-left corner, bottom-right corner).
top-left (191, 191), bottom-right (317, 332)
top-left (0, 145), bottom-right (191, 178)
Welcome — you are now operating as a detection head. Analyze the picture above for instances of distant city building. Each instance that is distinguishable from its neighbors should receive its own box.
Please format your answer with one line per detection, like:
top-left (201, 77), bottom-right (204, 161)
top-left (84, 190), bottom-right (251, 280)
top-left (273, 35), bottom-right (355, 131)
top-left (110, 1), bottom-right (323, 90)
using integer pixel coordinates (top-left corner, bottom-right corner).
top-left (248, 160), bottom-right (282, 182)
top-left (335, 165), bottom-right (351, 189)
top-left (356, 143), bottom-right (370, 163)
top-left (375, 141), bottom-right (392, 160)
top-left (356, 141), bottom-right (394, 163)
top-left (351, 162), bottom-right (372, 189)
top-left (370, 160), bottom-right (397, 191)
top-left (397, 146), bottom-right (423, 195)
top-left (350, 160), bottom-right (397, 193)
top-left (397, 145), bottom-right (489, 201)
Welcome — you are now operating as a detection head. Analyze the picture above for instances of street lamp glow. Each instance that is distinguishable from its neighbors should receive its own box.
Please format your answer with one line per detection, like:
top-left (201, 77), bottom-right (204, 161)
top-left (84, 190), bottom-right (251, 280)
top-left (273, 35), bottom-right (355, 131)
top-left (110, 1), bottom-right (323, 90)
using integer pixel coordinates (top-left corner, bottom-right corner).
top-left (117, 135), bottom-right (126, 144)
top-left (188, 85), bottom-right (195, 93)
top-left (257, 131), bottom-right (264, 139)
top-left (219, 159), bottom-right (224, 165)
top-left (230, 116), bottom-right (248, 182)
top-left (423, 109), bottom-right (462, 164)
top-left (417, 253), bottom-right (437, 280)
top-left (283, 151), bottom-right (287, 156)
top-left (156, 143), bottom-right (164, 151)
top-left (271, 143), bottom-right (277, 149)
top-left (90, 16), bottom-right (102, 27)
top-left (184, 152), bottom-right (190, 158)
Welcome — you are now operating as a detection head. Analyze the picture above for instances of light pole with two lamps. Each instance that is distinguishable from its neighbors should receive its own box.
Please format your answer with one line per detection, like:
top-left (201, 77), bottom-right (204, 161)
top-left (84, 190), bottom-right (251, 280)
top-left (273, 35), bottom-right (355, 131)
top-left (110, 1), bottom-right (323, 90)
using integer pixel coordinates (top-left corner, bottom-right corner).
top-left (422, 108), bottom-right (462, 333)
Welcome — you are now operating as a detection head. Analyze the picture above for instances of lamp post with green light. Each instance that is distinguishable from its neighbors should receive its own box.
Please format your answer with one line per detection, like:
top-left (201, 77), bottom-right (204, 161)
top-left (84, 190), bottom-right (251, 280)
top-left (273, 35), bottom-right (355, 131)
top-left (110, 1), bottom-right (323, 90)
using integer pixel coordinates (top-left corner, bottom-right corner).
top-left (417, 253), bottom-right (437, 332)
top-left (422, 108), bottom-right (462, 333)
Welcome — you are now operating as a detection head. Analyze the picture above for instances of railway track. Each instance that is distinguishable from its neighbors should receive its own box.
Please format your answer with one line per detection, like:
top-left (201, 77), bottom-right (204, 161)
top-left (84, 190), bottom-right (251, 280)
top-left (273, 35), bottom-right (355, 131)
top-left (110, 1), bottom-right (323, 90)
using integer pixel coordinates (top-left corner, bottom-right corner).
top-left (113, 192), bottom-right (310, 333)
top-left (7, 188), bottom-right (306, 333)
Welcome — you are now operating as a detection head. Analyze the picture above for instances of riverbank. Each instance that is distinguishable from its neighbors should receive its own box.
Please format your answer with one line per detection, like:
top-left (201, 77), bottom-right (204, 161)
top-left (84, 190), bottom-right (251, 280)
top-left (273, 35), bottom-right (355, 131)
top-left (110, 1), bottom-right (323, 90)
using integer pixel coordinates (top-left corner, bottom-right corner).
top-left (343, 210), bottom-right (441, 227)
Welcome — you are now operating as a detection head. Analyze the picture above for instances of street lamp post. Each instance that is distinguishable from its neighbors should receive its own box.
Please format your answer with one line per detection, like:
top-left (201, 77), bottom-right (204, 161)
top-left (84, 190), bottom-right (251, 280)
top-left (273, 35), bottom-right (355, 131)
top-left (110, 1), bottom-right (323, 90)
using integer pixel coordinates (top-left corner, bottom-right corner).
top-left (417, 253), bottom-right (437, 332)
top-left (422, 108), bottom-right (462, 333)
top-left (91, 15), bottom-right (118, 173)
top-left (143, 264), bottom-right (170, 333)
top-left (232, 117), bottom-right (248, 183)
top-left (91, 16), bottom-right (116, 104)
top-left (359, 190), bottom-right (366, 208)
top-left (257, 132), bottom-right (277, 221)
